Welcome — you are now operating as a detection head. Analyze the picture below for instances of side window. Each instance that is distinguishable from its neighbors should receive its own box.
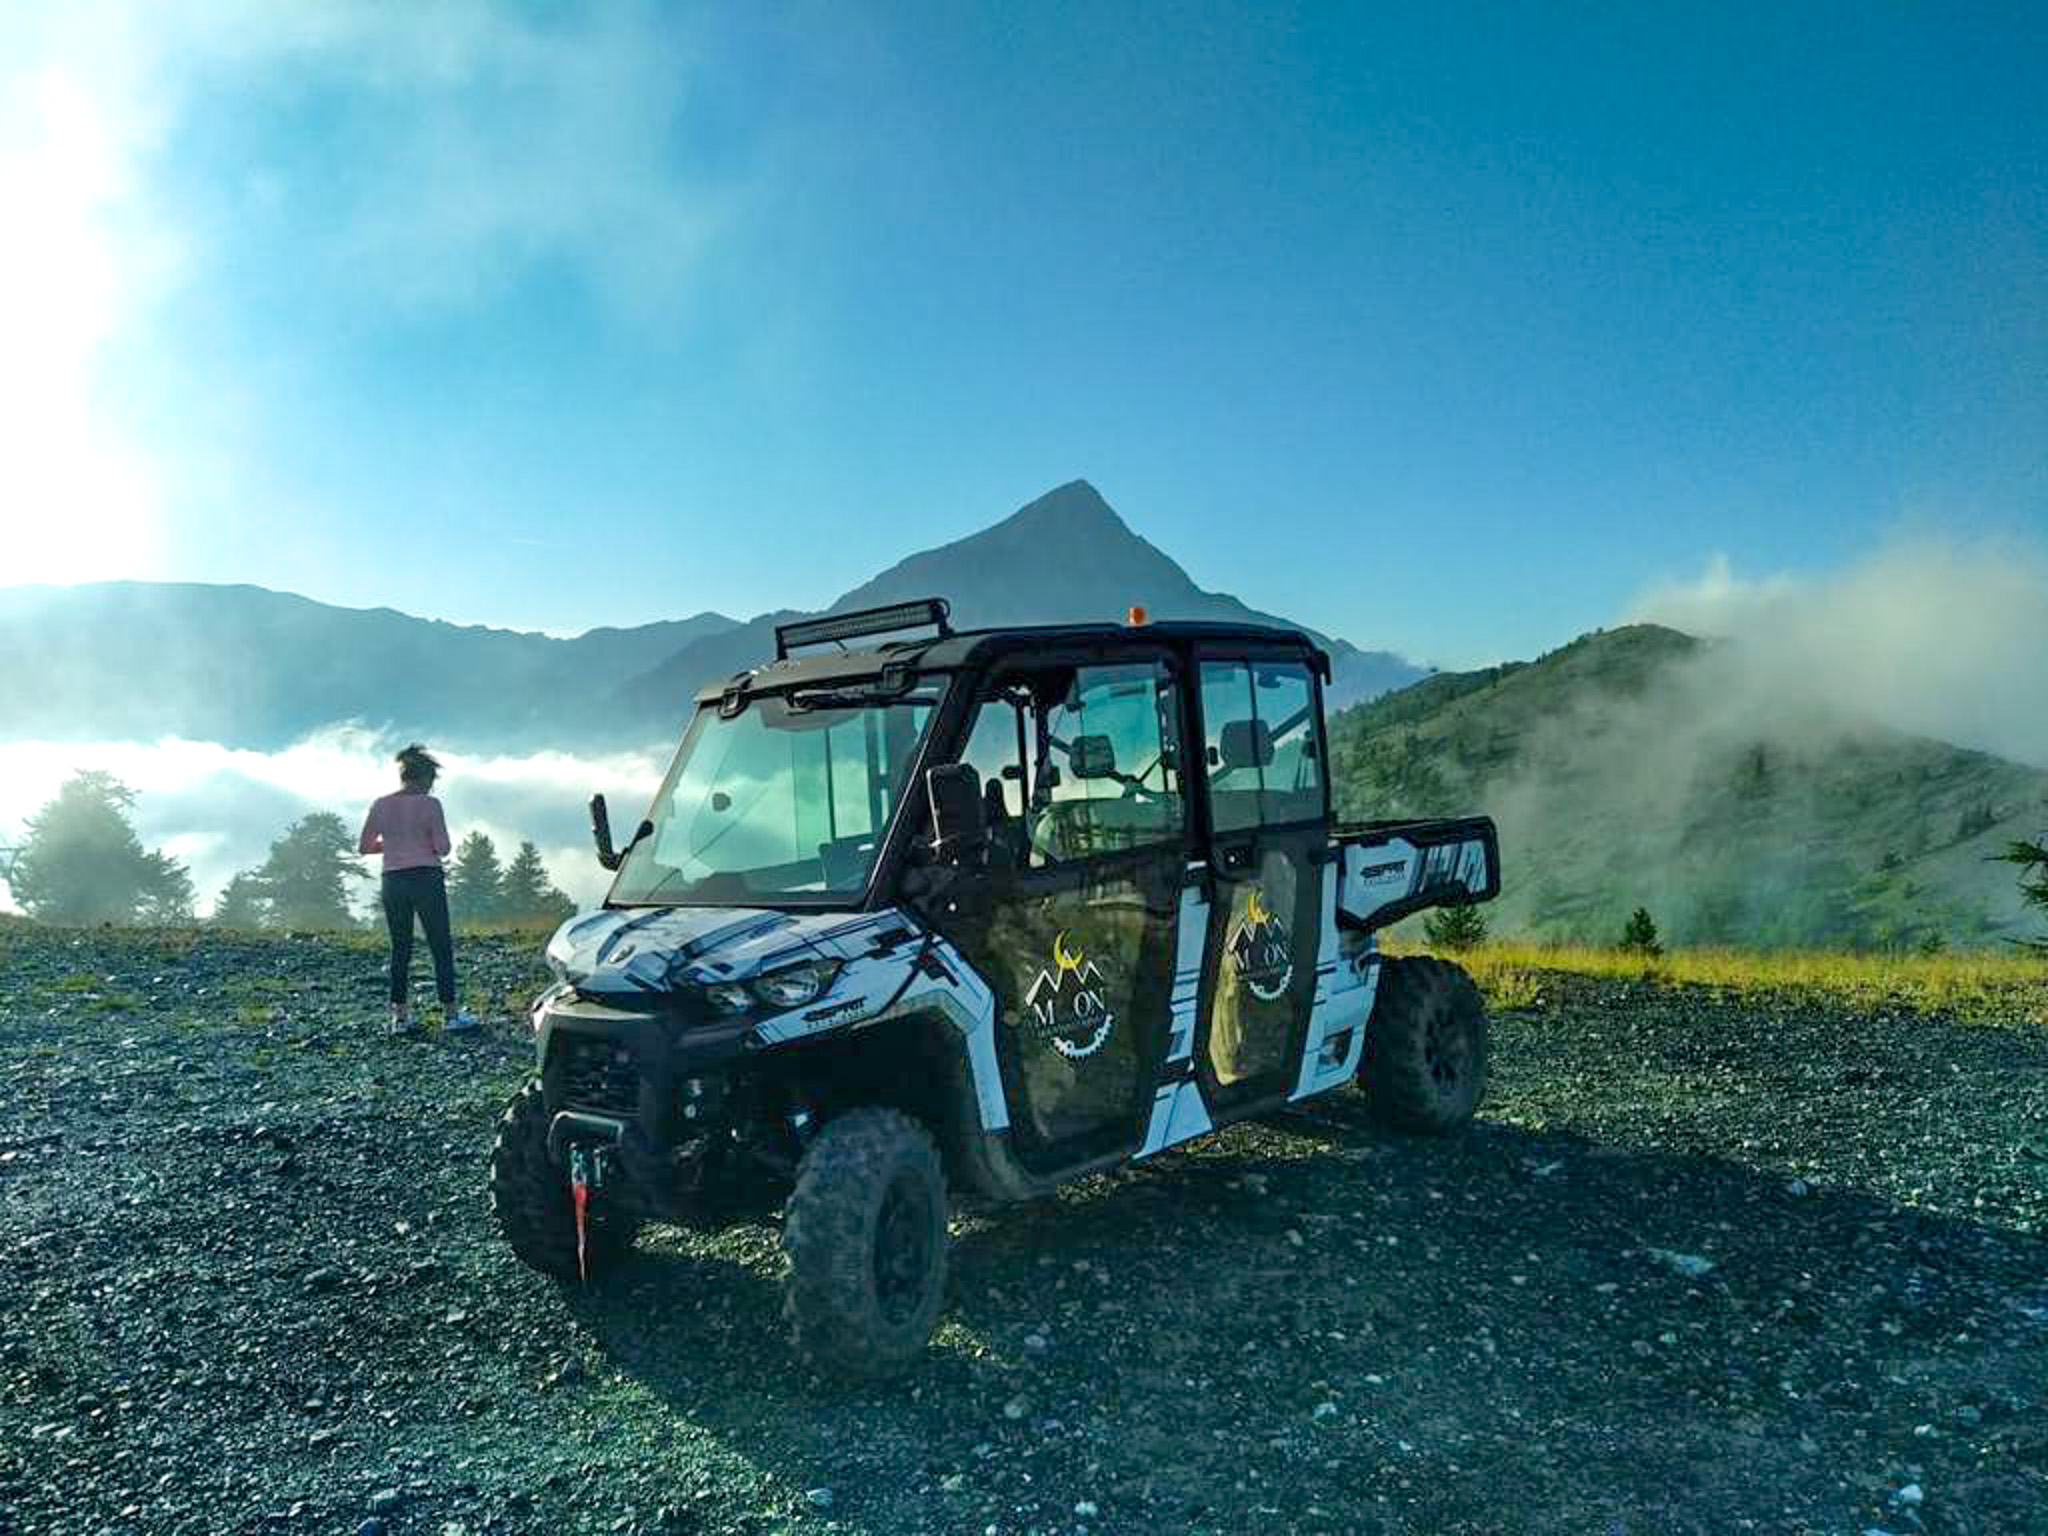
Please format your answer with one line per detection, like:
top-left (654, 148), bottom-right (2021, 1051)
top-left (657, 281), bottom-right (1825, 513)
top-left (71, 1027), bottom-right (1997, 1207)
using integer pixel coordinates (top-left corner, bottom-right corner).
top-left (958, 692), bottom-right (1030, 865)
top-left (1030, 662), bottom-right (1183, 866)
top-left (1200, 660), bottom-right (1325, 833)
top-left (1257, 664), bottom-right (1323, 823)
top-left (954, 663), bottom-right (1185, 867)
top-left (959, 695), bottom-right (1026, 817)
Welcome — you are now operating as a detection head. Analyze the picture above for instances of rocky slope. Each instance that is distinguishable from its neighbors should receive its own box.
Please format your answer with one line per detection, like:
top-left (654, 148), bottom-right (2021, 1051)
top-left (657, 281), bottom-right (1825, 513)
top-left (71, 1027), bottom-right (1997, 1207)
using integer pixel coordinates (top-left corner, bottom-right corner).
top-left (1, 928), bottom-right (2043, 1535)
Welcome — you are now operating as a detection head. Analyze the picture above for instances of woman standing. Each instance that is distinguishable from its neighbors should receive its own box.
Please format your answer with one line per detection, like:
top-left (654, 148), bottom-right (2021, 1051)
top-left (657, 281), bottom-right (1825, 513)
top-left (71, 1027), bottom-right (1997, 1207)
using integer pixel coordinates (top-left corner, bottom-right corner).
top-left (358, 744), bottom-right (478, 1037)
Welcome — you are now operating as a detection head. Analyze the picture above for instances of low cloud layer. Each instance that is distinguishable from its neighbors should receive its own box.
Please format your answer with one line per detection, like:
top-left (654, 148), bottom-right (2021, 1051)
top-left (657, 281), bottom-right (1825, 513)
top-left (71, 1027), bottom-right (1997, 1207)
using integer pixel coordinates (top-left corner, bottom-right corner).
top-left (1629, 535), bottom-right (2048, 770)
top-left (0, 727), bottom-right (665, 918)
top-left (1451, 533), bottom-right (2048, 944)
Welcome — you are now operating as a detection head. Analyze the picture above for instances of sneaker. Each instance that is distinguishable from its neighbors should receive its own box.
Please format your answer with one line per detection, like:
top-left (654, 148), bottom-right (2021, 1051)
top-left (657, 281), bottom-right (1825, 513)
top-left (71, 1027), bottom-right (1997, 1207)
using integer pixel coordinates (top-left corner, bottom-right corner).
top-left (386, 1003), bottom-right (415, 1037)
top-left (444, 1007), bottom-right (482, 1036)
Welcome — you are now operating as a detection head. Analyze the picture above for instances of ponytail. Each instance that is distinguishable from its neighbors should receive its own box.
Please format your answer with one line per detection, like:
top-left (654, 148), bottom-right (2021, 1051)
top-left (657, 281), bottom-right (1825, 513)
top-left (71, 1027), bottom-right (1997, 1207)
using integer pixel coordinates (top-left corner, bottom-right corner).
top-left (396, 743), bottom-right (440, 788)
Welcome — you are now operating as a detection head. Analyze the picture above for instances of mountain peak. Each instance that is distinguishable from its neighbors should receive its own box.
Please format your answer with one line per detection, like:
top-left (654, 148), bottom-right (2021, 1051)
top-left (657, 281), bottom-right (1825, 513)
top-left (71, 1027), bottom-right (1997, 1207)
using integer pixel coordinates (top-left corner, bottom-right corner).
top-left (996, 479), bottom-right (1127, 537)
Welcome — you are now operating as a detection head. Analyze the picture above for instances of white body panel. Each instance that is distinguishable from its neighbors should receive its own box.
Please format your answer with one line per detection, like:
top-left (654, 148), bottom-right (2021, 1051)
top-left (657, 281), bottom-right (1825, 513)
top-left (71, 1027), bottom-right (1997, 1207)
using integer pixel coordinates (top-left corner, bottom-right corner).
top-left (1291, 862), bottom-right (1377, 1100)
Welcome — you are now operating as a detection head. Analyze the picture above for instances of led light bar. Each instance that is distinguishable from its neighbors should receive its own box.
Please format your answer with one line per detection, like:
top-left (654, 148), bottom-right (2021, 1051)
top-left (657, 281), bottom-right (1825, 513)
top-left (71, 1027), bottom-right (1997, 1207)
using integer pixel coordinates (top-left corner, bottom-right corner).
top-left (775, 597), bottom-right (952, 659)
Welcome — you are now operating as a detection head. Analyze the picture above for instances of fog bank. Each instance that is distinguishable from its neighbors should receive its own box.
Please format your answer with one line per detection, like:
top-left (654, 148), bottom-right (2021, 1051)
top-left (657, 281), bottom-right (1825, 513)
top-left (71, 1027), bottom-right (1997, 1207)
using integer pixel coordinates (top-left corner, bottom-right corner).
top-left (1629, 535), bottom-right (2048, 770)
top-left (0, 726), bottom-right (665, 918)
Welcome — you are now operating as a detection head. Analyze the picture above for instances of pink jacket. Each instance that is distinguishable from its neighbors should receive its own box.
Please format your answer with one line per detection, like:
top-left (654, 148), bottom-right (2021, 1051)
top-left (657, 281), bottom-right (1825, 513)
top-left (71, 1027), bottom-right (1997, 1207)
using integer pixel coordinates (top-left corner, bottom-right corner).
top-left (359, 790), bottom-right (452, 873)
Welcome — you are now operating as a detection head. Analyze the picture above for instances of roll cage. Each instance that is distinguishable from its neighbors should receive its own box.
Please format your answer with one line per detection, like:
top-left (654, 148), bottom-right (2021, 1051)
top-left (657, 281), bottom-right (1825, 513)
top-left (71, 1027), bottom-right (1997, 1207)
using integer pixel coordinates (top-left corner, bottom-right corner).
top-left (660, 607), bottom-right (1336, 912)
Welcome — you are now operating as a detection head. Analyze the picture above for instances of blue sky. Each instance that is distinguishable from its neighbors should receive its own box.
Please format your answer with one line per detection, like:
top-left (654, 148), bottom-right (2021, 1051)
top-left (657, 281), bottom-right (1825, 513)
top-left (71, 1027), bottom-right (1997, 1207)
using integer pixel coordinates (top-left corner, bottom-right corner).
top-left (3, 2), bottom-right (2041, 667)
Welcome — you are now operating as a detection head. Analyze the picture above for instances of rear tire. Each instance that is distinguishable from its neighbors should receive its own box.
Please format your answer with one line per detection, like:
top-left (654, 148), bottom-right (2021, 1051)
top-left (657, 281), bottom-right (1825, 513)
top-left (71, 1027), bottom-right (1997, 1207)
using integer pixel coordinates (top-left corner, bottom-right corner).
top-left (782, 1107), bottom-right (949, 1379)
top-left (488, 1081), bottom-right (639, 1281)
top-left (1358, 956), bottom-right (1488, 1134)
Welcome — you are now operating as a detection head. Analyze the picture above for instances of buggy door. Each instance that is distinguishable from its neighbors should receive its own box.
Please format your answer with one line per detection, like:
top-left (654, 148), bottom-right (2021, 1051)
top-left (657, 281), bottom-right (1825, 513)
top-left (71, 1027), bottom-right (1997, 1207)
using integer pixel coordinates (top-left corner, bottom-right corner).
top-left (1192, 651), bottom-right (1331, 1114)
top-left (944, 651), bottom-right (1189, 1176)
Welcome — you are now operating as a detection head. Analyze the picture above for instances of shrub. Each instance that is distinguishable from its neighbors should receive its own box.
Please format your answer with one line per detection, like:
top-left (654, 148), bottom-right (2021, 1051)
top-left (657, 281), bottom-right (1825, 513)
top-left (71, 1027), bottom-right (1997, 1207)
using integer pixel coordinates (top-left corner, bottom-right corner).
top-left (1423, 902), bottom-right (1488, 952)
top-left (1619, 906), bottom-right (1662, 957)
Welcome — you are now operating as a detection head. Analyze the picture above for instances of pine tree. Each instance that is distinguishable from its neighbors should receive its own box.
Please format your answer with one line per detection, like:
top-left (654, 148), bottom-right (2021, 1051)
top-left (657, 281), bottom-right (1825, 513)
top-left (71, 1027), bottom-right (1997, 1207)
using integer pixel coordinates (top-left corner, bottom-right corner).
top-left (10, 771), bottom-right (192, 926)
top-left (212, 871), bottom-right (272, 929)
top-left (1423, 902), bottom-right (1487, 951)
top-left (499, 841), bottom-right (574, 926)
top-left (448, 831), bottom-right (506, 926)
top-left (2002, 836), bottom-right (2048, 953)
top-left (136, 852), bottom-right (195, 925)
top-left (257, 813), bottom-right (362, 930)
top-left (1619, 906), bottom-right (1662, 957)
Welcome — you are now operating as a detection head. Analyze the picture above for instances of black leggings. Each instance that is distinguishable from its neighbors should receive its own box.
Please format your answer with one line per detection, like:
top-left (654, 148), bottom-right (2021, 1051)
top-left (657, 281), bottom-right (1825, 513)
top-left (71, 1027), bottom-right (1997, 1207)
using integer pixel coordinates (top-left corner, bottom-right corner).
top-left (383, 867), bottom-right (455, 1007)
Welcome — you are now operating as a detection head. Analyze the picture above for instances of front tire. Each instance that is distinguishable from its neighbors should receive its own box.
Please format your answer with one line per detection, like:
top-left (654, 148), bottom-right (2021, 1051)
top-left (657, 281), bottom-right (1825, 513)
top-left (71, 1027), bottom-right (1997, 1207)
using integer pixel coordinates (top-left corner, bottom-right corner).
top-left (1359, 956), bottom-right (1489, 1134)
top-left (488, 1081), bottom-right (639, 1281)
top-left (781, 1107), bottom-right (949, 1379)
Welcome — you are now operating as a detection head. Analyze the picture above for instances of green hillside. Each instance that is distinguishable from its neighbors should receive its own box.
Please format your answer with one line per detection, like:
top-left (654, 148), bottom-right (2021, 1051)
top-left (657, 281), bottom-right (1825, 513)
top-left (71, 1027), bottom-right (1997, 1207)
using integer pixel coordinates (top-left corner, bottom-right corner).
top-left (1330, 625), bottom-right (2048, 950)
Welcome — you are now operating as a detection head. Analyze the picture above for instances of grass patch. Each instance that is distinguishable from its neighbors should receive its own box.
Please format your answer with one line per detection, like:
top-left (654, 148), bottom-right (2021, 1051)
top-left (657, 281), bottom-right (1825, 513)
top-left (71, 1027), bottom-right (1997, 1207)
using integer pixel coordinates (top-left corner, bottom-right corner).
top-left (1426, 940), bottom-right (2048, 1019)
top-left (226, 973), bottom-right (296, 1002)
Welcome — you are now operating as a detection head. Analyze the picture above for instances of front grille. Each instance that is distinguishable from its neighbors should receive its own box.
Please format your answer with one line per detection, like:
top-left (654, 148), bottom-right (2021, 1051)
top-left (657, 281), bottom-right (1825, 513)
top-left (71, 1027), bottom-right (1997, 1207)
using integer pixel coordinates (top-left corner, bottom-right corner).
top-left (556, 1036), bottom-right (641, 1116)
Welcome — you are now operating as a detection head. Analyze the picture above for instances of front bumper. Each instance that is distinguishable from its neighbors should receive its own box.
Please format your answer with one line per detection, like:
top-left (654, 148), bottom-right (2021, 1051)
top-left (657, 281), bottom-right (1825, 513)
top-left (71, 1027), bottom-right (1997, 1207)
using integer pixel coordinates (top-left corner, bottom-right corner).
top-left (530, 987), bottom-right (753, 1212)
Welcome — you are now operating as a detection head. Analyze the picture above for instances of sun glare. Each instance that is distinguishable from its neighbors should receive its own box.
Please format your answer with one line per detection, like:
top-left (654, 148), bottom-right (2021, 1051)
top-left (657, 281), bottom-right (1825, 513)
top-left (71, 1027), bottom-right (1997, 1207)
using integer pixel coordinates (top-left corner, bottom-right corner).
top-left (0, 67), bottom-right (164, 587)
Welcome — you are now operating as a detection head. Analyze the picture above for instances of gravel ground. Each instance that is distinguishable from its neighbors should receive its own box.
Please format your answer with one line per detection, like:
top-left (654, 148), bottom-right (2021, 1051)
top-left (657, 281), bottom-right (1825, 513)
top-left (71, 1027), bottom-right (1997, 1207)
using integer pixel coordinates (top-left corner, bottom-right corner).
top-left (2, 928), bottom-right (2044, 1536)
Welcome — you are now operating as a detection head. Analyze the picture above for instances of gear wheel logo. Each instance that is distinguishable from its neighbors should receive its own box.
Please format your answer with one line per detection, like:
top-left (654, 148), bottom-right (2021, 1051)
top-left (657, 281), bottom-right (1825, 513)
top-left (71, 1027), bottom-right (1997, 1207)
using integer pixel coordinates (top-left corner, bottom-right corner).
top-left (1229, 885), bottom-right (1294, 1003)
top-left (1022, 929), bottom-right (1117, 1059)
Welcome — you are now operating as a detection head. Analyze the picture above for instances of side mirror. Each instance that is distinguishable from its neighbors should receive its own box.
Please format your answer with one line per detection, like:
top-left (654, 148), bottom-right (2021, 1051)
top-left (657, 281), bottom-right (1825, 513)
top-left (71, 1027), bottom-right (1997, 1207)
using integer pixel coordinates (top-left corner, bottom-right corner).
top-left (591, 794), bottom-right (622, 870)
top-left (926, 763), bottom-right (987, 863)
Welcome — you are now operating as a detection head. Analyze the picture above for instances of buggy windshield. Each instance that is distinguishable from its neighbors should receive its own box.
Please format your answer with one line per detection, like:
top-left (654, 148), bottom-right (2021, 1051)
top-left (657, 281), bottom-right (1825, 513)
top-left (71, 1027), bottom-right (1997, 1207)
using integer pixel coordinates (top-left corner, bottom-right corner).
top-left (609, 683), bottom-right (945, 905)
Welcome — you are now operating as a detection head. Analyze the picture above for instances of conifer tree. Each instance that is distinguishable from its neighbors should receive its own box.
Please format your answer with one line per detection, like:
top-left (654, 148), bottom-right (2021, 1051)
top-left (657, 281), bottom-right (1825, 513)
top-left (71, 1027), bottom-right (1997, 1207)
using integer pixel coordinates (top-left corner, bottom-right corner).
top-left (2003, 836), bottom-right (2048, 953)
top-left (212, 871), bottom-right (272, 929)
top-left (1423, 902), bottom-right (1487, 951)
top-left (1619, 906), bottom-right (1662, 957)
top-left (499, 840), bottom-right (574, 926)
top-left (448, 831), bottom-right (506, 926)
top-left (257, 813), bottom-right (361, 930)
top-left (10, 771), bottom-right (192, 925)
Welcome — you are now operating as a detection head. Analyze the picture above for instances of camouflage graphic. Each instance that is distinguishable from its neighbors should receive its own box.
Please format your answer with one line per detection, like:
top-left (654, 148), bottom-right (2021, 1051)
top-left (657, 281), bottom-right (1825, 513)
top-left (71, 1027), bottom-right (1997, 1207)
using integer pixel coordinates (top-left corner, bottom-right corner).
top-left (1208, 853), bottom-right (1309, 1088)
top-left (954, 867), bottom-right (1171, 1165)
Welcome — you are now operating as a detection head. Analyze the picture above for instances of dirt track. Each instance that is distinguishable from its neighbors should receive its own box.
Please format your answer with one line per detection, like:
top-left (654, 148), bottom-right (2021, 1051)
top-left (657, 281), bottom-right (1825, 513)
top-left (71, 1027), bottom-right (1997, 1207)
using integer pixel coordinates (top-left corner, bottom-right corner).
top-left (2, 929), bottom-right (2044, 1535)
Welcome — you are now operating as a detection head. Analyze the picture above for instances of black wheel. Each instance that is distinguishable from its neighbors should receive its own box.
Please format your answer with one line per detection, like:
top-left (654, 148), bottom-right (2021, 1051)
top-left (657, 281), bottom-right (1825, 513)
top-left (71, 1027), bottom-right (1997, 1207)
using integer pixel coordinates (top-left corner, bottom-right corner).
top-left (1358, 956), bottom-right (1489, 1134)
top-left (488, 1081), bottom-right (640, 1281)
top-left (781, 1107), bottom-right (948, 1379)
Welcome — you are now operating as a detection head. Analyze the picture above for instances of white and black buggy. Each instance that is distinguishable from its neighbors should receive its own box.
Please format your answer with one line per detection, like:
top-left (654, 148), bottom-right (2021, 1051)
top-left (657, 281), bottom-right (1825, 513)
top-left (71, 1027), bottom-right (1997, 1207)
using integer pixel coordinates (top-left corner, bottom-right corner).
top-left (491, 599), bottom-right (1500, 1376)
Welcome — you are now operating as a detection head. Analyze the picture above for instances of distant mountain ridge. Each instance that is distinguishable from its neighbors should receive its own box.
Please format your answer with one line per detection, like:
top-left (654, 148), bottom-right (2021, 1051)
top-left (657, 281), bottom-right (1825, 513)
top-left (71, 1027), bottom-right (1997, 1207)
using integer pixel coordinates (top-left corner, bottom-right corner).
top-left (1328, 624), bottom-right (2048, 949)
top-left (0, 582), bottom-right (743, 750)
top-left (0, 481), bottom-right (1423, 751)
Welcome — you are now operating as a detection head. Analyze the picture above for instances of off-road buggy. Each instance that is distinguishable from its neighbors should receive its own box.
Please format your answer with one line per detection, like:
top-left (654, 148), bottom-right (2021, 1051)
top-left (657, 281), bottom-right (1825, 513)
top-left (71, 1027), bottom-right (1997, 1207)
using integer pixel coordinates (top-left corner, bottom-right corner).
top-left (491, 599), bottom-right (1499, 1376)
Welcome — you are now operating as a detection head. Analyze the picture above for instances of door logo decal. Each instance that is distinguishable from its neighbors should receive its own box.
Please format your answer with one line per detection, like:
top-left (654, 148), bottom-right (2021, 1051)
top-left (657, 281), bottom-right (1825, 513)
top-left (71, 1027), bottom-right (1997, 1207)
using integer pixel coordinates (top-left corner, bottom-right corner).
top-left (1022, 930), bottom-right (1117, 1060)
top-left (1230, 885), bottom-right (1294, 1003)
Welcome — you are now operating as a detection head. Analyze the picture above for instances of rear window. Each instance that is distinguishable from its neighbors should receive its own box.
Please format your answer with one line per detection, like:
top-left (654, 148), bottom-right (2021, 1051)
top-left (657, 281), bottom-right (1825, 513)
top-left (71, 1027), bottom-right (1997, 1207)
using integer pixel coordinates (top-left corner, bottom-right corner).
top-left (1199, 659), bottom-right (1325, 832)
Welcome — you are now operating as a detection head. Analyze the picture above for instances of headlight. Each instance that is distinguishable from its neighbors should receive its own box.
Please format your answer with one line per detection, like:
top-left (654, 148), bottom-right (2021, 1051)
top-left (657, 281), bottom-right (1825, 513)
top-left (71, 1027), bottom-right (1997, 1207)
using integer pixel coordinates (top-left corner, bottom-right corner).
top-left (750, 959), bottom-right (842, 1011)
top-left (704, 982), bottom-right (753, 1016)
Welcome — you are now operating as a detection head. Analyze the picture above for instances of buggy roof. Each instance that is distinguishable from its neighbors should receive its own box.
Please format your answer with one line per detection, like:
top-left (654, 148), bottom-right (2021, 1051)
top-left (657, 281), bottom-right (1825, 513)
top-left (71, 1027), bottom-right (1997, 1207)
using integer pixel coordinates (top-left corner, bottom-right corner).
top-left (691, 619), bottom-right (1329, 705)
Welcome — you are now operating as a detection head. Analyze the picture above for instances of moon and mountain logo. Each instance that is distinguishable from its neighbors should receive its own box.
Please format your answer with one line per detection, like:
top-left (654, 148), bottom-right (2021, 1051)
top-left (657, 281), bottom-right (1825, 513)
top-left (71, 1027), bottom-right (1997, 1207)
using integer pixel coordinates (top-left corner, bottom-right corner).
top-left (1021, 929), bottom-right (1117, 1060)
top-left (1229, 885), bottom-right (1294, 1003)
